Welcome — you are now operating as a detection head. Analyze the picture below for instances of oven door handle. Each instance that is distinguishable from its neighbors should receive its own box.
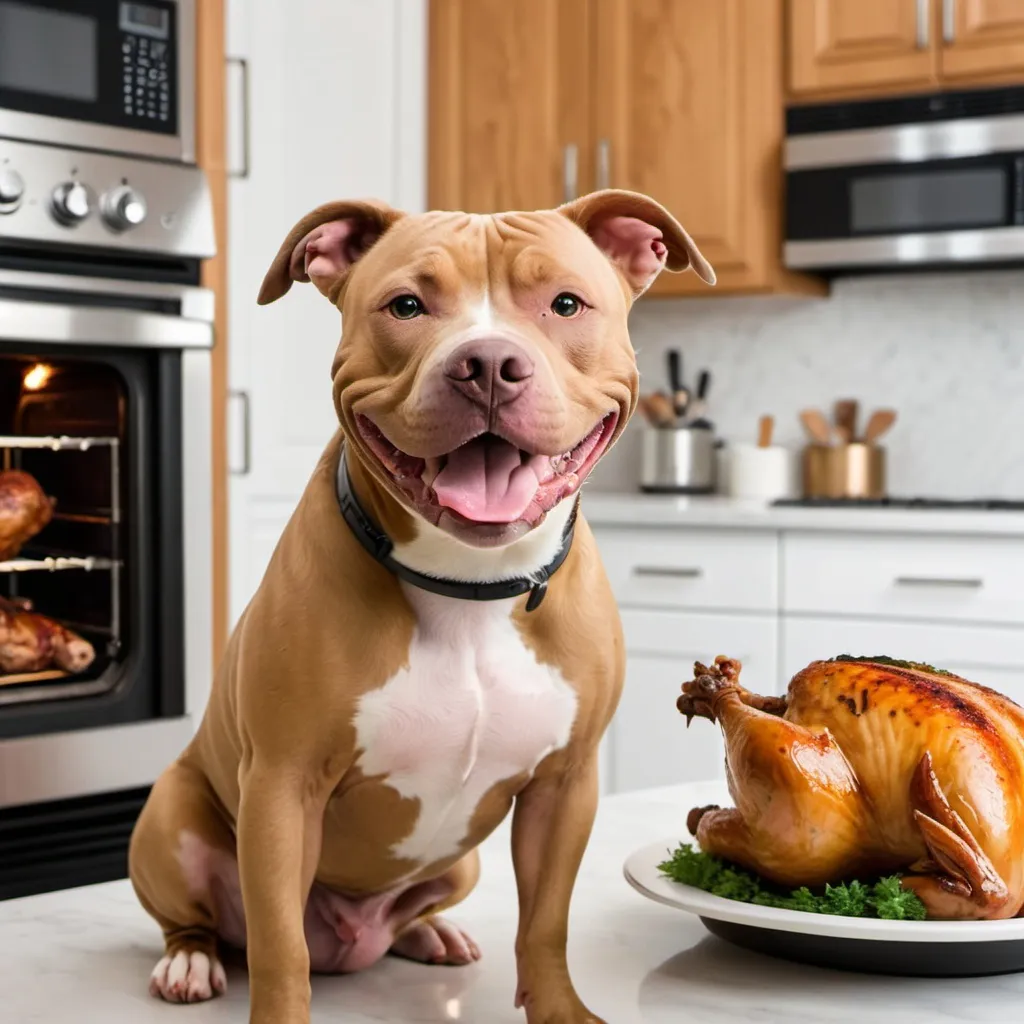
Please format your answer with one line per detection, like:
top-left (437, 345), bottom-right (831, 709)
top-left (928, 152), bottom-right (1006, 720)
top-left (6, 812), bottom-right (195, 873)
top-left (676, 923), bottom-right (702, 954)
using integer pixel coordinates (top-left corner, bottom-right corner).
top-left (0, 299), bottom-right (213, 350)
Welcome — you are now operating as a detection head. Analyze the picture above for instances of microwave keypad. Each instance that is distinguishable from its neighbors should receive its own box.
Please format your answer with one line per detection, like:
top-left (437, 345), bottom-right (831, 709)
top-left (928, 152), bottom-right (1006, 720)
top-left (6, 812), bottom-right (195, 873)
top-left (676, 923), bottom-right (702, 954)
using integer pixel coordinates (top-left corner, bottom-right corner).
top-left (121, 35), bottom-right (170, 123)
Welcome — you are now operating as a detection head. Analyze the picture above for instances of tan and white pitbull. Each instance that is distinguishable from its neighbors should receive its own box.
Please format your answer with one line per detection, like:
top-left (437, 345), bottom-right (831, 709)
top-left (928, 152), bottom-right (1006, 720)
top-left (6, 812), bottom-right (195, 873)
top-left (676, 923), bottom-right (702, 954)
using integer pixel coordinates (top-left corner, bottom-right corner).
top-left (128, 188), bottom-right (714, 1023)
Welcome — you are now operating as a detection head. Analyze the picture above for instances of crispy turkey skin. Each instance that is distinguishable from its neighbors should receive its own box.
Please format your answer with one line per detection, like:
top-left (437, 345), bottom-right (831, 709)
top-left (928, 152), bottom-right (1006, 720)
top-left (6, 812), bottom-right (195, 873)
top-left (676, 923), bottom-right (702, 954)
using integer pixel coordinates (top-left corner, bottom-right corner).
top-left (678, 656), bottom-right (1024, 921)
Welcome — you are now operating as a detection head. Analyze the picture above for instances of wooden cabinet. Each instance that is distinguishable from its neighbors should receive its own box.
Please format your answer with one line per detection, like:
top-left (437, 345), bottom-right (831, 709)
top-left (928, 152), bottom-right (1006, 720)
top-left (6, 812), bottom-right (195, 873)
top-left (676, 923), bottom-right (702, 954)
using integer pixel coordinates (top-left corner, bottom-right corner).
top-left (940, 0), bottom-right (1024, 83)
top-left (429, 0), bottom-right (823, 297)
top-left (788, 0), bottom-right (938, 98)
top-left (788, 0), bottom-right (1024, 101)
top-left (429, 0), bottom-right (591, 213)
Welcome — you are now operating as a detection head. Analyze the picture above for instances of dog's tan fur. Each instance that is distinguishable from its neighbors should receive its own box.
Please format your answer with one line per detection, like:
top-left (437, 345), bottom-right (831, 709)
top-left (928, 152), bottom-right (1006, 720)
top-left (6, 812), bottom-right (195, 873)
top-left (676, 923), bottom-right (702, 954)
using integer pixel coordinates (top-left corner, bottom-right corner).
top-left (129, 190), bottom-right (712, 1023)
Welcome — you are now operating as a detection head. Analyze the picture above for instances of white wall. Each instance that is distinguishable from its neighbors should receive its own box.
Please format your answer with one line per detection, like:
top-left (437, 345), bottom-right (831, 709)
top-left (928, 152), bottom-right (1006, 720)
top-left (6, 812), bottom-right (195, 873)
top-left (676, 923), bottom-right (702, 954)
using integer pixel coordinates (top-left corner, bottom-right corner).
top-left (590, 270), bottom-right (1024, 499)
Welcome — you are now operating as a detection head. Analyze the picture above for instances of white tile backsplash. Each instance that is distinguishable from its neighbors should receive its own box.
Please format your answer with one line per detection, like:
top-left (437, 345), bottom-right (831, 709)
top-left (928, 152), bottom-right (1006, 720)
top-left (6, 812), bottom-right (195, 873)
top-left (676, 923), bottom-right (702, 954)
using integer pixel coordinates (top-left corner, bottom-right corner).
top-left (591, 270), bottom-right (1024, 499)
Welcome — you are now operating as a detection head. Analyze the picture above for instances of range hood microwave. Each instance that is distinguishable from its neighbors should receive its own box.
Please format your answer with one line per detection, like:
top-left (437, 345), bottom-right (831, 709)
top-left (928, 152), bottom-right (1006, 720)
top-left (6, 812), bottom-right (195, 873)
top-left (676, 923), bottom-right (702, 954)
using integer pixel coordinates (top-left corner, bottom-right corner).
top-left (784, 86), bottom-right (1024, 274)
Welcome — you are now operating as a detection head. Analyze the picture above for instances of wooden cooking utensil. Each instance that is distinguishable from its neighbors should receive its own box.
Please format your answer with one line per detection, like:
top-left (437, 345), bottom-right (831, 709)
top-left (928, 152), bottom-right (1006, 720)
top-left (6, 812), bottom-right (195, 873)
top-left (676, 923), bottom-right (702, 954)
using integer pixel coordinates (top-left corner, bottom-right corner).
top-left (645, 391), bottom-right (678, 428)
top-left (757, 415), bottom-right (774, 448)
top-left (800, 408), bottom-right (833, 446)
top-left (833, 398), bottom-right (858, 445)
top-left (863, 408), bottom-right (897, 444)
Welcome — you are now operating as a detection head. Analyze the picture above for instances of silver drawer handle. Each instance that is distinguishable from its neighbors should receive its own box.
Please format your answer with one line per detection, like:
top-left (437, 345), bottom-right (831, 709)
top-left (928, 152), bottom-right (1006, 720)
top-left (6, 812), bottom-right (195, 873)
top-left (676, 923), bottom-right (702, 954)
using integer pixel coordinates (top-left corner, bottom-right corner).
top-left (633, 566), bottom-right (704, 579)
top-left (894, 576), bottom-right (983, 589)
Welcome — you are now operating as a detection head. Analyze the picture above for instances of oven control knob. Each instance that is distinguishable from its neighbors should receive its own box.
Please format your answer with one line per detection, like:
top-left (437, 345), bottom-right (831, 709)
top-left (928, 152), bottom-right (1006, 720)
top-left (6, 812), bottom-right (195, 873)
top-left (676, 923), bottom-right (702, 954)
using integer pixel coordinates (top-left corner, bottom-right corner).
top-left (101, 185), bottom-right (148, 232)
top-left (0, 168), bottom-right (24, 212)
top-left (51, 181), bottom-right (93, 225)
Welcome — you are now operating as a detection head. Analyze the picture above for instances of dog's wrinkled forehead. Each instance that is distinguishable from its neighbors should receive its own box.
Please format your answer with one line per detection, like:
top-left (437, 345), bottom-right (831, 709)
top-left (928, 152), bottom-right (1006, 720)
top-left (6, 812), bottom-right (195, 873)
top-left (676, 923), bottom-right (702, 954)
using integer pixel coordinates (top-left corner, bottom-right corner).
top-left (256, 190), bottom-right (715, 310)
top-left (351, 210), bottom-right (626, 307)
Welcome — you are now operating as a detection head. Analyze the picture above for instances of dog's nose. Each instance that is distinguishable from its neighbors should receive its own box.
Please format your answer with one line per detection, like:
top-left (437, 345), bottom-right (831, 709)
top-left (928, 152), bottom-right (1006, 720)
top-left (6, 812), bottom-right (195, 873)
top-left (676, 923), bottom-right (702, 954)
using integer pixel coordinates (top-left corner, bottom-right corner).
top-left (443, 338), bottom-right (535, 407)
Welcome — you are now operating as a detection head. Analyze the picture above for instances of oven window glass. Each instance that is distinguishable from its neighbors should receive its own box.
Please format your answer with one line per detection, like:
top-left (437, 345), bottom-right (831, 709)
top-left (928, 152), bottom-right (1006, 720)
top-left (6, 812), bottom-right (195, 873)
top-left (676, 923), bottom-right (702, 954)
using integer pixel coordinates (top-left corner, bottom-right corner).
top-left (850, 168), bottom-right (1007, 234)
top-left (0, 358), bottom-right (125, 705)
top-left (0, 2), bottom-right (98, 102)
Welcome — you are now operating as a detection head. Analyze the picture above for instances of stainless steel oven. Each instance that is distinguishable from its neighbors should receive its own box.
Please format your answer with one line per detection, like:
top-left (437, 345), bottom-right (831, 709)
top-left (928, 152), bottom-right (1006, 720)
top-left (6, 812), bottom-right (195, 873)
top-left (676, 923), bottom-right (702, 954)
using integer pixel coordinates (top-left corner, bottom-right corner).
top-left (0, 0), bottom-right (194, 163)
top-left (0, 27), bottom-right (212, 891)
top-left (784, 85), bottom-right (1024, 273)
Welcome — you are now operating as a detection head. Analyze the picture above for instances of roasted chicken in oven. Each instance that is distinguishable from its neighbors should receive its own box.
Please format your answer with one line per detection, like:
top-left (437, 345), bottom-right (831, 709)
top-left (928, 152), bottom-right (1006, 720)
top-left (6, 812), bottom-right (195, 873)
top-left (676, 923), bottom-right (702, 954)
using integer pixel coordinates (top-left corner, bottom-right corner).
top-left (0, 470), bottom-right (55, 561)
top-left (0, 596), bottom-right (95, 675)
top-left (678, 656), bottom-right (1024, 921)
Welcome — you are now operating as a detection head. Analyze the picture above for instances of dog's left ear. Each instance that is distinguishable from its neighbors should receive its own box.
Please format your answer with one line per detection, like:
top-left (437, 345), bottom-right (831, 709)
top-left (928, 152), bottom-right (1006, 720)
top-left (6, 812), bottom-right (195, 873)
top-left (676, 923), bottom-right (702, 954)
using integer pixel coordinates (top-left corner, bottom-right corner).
top-left (559, 189), bottom-right (715, 296)
top-left (258, 199), bottom-right (405, 305)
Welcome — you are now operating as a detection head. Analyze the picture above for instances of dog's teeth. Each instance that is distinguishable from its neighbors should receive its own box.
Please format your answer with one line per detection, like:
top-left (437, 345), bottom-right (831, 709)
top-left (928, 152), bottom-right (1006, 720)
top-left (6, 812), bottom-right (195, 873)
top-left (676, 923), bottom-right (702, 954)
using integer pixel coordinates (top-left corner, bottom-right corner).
top-left (422, 456), bottom-right (443, 487)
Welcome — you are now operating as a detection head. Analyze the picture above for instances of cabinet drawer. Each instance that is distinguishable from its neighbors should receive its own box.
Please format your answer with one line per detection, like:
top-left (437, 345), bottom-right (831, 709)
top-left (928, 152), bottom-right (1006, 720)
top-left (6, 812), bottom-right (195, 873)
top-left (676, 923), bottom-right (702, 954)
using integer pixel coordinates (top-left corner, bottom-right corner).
top-left (782, 532), bottom-right (1024, 625)
top-left (595, 527), bottom-right (778, 612)
top-left (781, 616), bottom-right (1024, 708)
top-left (610, 609), bottom-right (778, 794)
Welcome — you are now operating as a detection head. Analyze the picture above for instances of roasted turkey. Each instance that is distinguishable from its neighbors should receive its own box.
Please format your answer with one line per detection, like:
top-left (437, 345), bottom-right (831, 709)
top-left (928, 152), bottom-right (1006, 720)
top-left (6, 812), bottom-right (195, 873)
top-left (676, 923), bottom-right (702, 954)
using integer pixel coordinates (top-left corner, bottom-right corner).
top-left (0, 596), bottom-right (95, 675)
top-left (677, 656), bottom-right (1024, 920)
top-left (0, 470), bottom-right (55, 561)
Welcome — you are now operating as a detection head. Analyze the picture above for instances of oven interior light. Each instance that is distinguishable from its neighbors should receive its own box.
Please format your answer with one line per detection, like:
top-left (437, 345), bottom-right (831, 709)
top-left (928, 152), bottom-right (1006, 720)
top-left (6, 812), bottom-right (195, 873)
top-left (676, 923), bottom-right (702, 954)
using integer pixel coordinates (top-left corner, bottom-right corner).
top-left (23, 364), bottom-right (53, 391)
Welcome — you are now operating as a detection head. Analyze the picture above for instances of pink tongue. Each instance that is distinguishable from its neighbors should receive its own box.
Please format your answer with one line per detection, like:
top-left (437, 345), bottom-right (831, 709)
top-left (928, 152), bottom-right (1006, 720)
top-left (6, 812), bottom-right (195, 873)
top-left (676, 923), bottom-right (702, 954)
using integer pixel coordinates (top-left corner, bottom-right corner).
top-left (432, 436), bottom-right (545, 523)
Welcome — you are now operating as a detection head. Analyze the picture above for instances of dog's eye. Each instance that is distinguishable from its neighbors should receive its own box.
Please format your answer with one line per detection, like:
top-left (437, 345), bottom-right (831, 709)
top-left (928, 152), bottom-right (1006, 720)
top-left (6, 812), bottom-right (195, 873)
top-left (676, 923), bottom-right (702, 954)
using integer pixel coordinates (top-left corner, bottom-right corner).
top-left (387, 295), bottom-right (425, 320)
top-left (551, 293), bottom-right (584, 318)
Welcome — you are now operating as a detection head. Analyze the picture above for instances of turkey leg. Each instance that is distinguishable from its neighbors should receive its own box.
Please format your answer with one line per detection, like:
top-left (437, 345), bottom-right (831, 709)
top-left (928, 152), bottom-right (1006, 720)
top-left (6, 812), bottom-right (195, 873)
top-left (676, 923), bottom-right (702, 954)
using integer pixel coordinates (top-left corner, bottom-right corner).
top-left (679, 658), bottom-right (866, 888)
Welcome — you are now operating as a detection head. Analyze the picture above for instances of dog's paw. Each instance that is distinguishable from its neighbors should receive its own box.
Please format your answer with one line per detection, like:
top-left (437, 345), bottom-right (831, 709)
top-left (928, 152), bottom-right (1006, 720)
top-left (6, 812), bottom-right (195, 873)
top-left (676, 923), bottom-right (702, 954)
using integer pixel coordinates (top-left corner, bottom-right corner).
top-left (149, 949), bottom-right (227, 1003)
top-left (391, 916), bottom-right (481, 966)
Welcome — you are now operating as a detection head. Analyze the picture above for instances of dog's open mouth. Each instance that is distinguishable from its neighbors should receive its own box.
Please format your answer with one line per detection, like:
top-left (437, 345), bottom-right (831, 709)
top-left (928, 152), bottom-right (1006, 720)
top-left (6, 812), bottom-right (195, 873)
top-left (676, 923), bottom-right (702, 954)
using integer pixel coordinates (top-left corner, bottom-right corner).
top-left (356, 413), bottom-right (616, 526)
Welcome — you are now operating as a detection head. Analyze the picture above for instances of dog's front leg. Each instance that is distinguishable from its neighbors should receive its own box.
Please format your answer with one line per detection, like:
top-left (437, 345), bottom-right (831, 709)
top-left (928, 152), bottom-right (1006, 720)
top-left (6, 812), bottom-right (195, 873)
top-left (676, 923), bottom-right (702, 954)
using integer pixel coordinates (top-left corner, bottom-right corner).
top-left (512, 754), bottom-right (604, 1024)
top-left (237, 757), bottom-right (327, 1024)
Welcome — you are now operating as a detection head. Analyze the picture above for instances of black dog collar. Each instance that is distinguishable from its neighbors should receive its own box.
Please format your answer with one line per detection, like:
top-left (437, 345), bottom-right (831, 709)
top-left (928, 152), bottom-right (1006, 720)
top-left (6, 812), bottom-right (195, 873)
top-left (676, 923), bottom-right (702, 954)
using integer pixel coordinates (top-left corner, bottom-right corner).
top-left (336, 451), bottom-right (578, 612)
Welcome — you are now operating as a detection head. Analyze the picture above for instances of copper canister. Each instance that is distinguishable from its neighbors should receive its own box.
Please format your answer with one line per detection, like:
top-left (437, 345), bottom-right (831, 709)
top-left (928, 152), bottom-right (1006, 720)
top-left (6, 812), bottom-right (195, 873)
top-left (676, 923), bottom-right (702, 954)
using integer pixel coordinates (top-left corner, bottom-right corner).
top-left (802, 443), bottom-right (886, 499)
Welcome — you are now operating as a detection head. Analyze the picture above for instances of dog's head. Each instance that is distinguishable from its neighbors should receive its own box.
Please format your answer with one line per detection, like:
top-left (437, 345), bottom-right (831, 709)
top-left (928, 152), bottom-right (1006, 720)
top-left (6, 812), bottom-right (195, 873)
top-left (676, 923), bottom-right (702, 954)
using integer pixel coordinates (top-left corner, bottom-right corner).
top-left (259, 190), bottom-right (714, 548)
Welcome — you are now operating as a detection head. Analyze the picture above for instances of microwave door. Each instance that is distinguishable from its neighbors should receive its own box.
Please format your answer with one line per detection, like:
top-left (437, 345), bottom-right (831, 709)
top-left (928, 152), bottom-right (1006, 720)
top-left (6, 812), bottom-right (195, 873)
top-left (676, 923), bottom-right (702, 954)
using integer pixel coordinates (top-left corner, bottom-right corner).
top-left (785, 153), bottom-right (1024, 270)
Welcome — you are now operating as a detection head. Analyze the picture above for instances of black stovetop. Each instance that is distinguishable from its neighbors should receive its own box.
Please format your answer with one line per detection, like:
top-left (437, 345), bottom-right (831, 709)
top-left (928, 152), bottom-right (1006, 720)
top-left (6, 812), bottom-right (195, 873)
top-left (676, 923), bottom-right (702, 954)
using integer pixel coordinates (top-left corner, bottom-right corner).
top-left (772, 497), bottom-right (1024, 510)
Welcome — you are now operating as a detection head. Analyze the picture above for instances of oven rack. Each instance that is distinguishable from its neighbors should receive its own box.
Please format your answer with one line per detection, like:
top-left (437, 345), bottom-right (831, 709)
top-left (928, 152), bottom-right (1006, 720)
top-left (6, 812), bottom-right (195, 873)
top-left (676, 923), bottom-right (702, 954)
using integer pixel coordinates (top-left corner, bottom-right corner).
top-left (0, 555), bottom-right (118, 573)
top-left (0, 434), bottom-right (119, 451)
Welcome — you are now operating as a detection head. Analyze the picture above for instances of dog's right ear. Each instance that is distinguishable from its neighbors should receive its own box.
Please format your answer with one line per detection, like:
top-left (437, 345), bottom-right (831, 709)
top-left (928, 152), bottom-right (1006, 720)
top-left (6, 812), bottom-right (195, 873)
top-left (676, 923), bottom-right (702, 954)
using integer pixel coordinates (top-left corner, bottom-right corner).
top-left (257, 199), bottom-right (405, 305)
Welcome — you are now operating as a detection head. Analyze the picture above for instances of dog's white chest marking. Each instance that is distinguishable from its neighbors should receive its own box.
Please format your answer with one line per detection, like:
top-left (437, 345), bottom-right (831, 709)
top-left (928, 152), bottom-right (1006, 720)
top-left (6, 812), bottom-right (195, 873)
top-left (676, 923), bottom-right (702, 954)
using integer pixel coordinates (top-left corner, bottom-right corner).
top-left (352, 586), bottom-right (578, 864)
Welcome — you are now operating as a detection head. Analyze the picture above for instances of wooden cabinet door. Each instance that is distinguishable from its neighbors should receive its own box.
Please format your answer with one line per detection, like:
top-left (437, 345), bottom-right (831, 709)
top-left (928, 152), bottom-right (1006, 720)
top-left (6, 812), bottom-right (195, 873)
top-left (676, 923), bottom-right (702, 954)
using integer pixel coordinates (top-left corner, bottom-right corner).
top-left (429, 0), bottom-right (591, 212)
top-left (788, 0), bottom-right (938, 98)
top-left (940, 0), bottom-right (1024, 83)
top-left (593, 0), bottom-right (808, 295)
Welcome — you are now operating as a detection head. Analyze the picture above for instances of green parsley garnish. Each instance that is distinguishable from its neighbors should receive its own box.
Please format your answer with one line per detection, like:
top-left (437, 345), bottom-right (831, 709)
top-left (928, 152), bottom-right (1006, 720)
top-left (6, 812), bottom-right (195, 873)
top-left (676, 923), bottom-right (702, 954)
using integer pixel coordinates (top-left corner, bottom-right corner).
top-left (658, 843), bottom-right (927, 921)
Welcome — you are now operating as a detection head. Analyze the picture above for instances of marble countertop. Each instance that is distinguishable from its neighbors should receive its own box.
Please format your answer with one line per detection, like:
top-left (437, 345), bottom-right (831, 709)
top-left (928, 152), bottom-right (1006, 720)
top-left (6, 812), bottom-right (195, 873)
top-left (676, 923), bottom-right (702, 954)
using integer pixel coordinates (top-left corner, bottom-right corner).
top-left (3, 780), bottom-right (1022, 1023)
top-left (582, 492), bottom-right (1024, 537)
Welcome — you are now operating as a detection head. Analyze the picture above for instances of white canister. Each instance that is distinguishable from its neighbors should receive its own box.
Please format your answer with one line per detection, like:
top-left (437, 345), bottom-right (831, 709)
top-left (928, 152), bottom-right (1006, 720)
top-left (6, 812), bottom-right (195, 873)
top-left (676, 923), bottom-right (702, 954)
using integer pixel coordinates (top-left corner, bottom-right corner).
top-left (724, 444), bottom-right (795, 500)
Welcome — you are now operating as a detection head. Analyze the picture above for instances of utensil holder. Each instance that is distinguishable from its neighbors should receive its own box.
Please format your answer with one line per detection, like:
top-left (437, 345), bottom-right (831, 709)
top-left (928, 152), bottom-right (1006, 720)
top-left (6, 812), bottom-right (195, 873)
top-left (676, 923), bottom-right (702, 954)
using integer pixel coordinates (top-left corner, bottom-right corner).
top-left (802, 443), bottom-right (886, 499)
top-left (640, 425), bottom-right (716, 494)
top-left (724, 443), bottom-right (796, 500)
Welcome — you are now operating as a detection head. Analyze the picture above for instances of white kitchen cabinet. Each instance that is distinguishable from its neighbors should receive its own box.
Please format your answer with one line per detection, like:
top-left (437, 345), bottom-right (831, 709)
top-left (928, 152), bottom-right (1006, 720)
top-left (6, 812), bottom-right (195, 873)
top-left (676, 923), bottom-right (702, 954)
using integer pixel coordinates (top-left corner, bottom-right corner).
top-left (782, 531), bottom-right (1024, 625)
top-left (225, 0), bottom-right (427, 623)
top-left (609, 608), bottom-right (778, 793)
top-left (781, 616), bottom-right (1024, 706)
top-left (598, 526), bottom-right (778, 613)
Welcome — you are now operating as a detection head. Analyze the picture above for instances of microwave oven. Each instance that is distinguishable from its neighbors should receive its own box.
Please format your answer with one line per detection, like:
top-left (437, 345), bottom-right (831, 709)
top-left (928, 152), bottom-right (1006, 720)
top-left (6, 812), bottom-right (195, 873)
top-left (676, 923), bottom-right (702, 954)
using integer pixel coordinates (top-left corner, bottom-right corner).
top-left (0, 0), bottom-right (194, 163)
top-left (784, 86), bottom-right (1024, 273)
